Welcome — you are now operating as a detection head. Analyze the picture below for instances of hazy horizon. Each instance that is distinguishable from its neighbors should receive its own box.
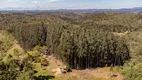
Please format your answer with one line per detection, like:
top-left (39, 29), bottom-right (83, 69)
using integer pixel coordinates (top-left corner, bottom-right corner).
top-left (0, 0), bottom-right (142, 10)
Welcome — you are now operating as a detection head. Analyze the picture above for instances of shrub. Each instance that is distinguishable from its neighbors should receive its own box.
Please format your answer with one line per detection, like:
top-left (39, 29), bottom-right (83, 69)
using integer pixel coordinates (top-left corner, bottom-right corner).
top-left (0, 53), bottom-right (37, 80)
top-left (35, 57), bottom-right (46, 63)
top-left (65, 66), bottom-right (72, 72)
top-left (121, 61), bottom-right (142, 80)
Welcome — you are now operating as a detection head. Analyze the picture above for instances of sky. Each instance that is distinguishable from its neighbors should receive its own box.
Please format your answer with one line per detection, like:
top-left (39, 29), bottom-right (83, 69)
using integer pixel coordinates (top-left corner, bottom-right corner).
top-left (0, 0), bottom-right (142, 10)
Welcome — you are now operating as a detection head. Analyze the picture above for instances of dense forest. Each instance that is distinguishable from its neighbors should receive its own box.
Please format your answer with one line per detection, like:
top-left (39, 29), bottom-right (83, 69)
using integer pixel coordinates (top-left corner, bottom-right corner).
top-left (0, 12), bottom-right (142, 80)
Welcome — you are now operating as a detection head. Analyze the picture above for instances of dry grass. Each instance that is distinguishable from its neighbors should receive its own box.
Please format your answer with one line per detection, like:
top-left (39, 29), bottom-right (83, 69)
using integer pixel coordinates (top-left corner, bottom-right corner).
top-left (45, 55), bottom-right (125, 80)
top-left (56, 68), bottom-right (124, 80)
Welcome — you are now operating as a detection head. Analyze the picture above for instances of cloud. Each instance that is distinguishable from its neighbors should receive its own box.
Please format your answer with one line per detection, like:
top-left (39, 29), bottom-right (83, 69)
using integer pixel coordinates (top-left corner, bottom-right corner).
top-left (6, 0), bottom-right (60, 3)
top-left (48, 0), bottom-right (59, 2)
top-left (31, 0), bottom-right (60, 4)
top-left (7, 0), bottom-right (18, 2)
top-left (32, 0), bottom-right (40, 3)
top-left (7, 0), bottom-right (26, 3)
top-left (21, 1), bottom-right (26, 3)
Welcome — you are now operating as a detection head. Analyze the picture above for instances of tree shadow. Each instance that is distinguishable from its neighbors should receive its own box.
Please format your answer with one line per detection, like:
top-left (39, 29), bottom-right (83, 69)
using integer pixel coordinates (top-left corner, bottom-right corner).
top-left (34, 75), bottom-right (55, 80)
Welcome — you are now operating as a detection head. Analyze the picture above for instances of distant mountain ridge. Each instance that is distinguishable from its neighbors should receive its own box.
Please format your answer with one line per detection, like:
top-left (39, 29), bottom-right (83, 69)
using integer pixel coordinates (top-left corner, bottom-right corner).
top-left (0, 7), bottom-right (142, 13)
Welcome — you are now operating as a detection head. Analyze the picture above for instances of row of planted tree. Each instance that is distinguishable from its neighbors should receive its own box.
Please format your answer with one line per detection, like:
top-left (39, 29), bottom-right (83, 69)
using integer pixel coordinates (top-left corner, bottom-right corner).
top-left (0, 21), bottom-right (130, 69)
top-left (57, 26), bottom-right (130, 69)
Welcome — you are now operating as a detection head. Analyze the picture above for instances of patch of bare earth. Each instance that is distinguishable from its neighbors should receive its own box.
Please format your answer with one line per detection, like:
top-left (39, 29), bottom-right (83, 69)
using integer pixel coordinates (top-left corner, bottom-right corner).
top-left (43, 55), bottom-right (65, 75)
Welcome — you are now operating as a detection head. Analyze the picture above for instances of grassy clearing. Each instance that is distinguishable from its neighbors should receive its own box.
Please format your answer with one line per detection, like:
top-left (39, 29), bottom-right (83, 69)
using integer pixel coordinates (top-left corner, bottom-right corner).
top-left (35, 54), bottom-right (125, 80)
top-left (55, 67), bottom-right (124, 80)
